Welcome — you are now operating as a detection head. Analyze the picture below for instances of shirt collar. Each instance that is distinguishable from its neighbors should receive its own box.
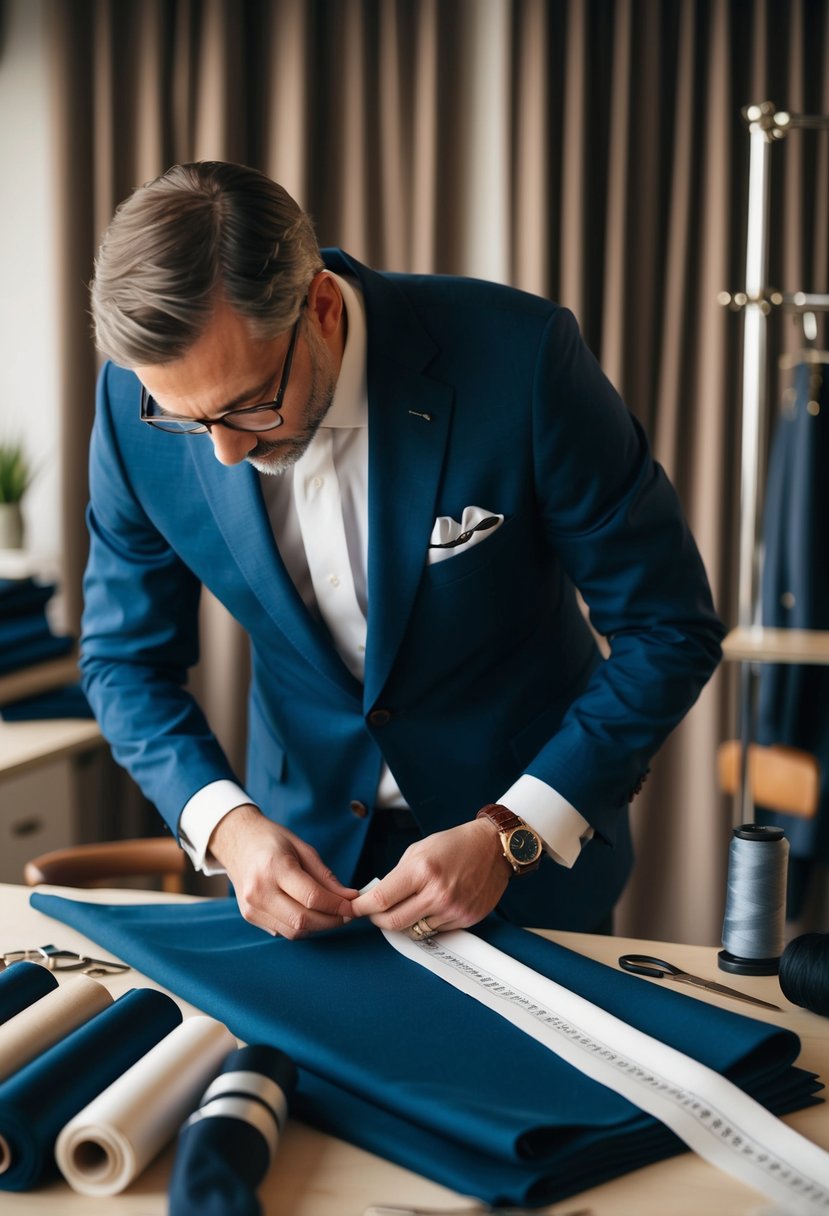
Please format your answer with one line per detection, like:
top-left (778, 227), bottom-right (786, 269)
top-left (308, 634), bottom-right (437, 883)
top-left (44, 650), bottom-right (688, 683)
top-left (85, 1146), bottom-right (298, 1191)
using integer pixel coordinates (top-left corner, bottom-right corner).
top-left (322, 271), bottom-right (367, 428)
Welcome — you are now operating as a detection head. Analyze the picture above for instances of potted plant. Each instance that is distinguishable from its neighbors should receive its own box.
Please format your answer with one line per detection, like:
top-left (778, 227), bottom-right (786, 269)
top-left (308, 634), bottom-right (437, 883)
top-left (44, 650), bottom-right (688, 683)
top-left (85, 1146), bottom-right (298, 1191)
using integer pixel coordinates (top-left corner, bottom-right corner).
top-left (0, 440), bottom-right (33, 549)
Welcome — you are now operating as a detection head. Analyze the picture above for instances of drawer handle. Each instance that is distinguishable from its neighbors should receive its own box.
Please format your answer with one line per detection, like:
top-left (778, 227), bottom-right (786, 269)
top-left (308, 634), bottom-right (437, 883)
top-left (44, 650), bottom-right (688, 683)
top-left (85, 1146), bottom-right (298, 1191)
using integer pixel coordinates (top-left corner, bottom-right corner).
top-left (11, 818), bottom-right (43, 838)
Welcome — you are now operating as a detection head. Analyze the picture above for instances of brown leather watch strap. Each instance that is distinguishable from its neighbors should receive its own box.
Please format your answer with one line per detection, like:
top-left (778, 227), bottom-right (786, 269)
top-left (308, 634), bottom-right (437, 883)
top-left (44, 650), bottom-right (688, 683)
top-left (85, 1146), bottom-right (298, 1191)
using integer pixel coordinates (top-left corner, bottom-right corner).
top-left (476, 803), bottom-right (524, 833)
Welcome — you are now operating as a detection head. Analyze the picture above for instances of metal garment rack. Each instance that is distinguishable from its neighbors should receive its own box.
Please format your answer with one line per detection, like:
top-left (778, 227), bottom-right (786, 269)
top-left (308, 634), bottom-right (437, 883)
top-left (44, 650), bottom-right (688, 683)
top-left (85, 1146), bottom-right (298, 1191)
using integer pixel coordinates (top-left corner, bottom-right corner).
top-left (719, 101), bottom-right (829, 822)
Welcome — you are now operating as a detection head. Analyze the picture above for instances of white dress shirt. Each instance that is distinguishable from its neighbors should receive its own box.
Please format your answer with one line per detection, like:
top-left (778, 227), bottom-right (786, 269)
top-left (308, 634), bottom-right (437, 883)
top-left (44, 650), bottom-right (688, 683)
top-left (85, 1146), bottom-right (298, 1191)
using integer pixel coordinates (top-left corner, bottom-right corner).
top-left (179, 274), bottom-right (592, 874)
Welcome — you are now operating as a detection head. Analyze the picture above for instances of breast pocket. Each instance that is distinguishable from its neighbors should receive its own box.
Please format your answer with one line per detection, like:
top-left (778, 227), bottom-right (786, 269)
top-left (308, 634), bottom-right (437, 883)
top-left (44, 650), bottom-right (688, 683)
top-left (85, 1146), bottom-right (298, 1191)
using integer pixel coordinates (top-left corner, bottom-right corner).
top-left (424, 515), bottom-right (517, 587)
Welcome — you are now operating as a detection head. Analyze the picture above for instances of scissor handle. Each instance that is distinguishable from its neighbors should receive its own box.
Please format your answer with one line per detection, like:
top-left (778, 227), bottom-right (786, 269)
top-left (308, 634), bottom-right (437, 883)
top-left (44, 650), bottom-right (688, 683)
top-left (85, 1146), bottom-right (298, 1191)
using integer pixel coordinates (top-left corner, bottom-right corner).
top-left (618, 954), bottom-right (681, 979)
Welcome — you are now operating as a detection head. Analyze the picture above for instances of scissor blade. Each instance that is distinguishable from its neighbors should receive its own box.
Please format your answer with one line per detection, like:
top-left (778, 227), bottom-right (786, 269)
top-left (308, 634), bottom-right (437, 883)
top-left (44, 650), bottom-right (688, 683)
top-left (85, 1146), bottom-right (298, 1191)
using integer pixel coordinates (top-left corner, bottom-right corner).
top-left (677, 974), bottom-right (781, 1012)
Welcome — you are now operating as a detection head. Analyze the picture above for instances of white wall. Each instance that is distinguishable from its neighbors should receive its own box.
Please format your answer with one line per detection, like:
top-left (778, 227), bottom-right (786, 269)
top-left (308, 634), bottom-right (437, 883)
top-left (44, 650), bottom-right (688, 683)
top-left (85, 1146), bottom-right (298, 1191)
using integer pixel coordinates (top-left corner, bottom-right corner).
top-left (0, 0), bottom-right (60, 562)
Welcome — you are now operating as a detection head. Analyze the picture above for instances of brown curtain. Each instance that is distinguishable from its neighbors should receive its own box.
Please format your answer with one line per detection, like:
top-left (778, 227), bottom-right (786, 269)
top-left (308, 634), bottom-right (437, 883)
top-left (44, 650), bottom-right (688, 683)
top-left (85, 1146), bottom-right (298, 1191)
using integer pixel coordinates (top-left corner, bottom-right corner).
top-left (46, 0), bottom-right (829, 942)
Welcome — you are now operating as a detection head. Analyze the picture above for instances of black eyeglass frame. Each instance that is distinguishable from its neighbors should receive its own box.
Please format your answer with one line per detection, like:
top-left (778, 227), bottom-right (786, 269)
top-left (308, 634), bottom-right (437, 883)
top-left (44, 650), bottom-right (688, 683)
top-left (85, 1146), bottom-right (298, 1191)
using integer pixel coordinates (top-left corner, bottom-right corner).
top-left (139, 317), bottom-right (301, 434)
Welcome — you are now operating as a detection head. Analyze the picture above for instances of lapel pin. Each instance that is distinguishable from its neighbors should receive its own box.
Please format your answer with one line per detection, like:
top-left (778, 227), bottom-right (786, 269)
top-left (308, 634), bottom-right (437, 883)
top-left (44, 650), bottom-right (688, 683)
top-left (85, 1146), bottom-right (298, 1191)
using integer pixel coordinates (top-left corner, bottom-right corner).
top-left (408, 409), bottom-right (432, 422)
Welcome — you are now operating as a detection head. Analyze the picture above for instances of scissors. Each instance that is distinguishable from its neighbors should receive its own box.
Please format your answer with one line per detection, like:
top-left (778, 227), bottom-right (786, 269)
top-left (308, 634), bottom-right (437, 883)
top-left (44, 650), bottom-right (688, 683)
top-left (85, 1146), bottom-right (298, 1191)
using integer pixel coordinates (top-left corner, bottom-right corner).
top-left (618, 954), bottom-right (781, 1012)
top-left (1, 945), bottom-right (130, 977)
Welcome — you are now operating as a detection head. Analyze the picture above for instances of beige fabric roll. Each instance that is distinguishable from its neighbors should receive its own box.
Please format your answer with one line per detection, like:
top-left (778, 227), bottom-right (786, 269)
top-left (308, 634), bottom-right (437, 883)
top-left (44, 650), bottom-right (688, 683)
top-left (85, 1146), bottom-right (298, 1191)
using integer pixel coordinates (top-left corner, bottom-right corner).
top-left (56, 1015), bottom-right (236, 1196)
top-left (0, 974), bottom-right (112, 1083)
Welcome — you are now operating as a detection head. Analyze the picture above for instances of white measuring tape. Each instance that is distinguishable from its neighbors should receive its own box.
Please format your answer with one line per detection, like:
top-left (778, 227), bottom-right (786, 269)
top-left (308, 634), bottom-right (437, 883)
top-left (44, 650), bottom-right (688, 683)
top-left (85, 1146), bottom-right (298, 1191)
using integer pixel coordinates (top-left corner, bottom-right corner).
top-left (384, 927), bottom-right (829, 1212)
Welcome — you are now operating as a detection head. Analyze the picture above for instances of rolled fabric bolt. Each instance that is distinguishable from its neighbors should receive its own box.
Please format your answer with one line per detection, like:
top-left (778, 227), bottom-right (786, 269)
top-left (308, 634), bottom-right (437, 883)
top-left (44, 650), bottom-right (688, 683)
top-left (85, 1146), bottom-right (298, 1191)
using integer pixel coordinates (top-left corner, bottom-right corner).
top-left (0, 974), bottom-right (112, 1083)
top-left (0, 987), bottom-right (181, 1191)
top-left (0, 961), bottom-right (57, 1024)
top-left (56, 1015), bottom-right (236, 1196)
top-left (168, 1044), bottom-right (297, 1216)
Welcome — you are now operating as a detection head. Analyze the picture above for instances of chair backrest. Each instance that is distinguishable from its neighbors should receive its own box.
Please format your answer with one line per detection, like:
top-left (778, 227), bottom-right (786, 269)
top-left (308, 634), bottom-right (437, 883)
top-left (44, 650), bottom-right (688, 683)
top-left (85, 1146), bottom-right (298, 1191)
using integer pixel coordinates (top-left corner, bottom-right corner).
top-left (717, 741), bottom-right (820, 818)
top-left (23, 837), bottom-right (188, 893)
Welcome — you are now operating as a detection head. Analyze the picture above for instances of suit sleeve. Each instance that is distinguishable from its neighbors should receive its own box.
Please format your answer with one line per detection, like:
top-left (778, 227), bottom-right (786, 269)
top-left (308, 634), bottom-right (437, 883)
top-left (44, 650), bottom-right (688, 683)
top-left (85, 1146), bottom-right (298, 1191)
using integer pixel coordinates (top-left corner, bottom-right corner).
top-left (79, 362), bottom-right (239, 838)
top-left (524, 309), bottom-right (725, 842)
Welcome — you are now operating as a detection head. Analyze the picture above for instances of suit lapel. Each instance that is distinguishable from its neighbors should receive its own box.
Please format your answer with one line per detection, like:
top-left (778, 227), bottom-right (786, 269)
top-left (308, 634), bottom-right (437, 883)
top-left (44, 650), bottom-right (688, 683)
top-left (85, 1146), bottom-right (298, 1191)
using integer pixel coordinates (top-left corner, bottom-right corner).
top-left (188, 445), bottom-right (360, 697)
top-left (340, 258), bottom-right (454, 708)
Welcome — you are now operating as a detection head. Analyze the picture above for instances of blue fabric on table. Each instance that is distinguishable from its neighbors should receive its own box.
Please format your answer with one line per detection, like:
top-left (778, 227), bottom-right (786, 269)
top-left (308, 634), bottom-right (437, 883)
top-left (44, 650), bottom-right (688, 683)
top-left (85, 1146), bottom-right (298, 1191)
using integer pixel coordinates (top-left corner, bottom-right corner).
top-left (0, 683), bottom-right (93, 721)
top-left (0, 986), bottom-right (181, 1191)
top-left (29, 893), bottom-right (822, 1209)
top-left (168, 1045), bottom-right (297, 1216)
top-left (0, 961), bottom-right (57, 1024)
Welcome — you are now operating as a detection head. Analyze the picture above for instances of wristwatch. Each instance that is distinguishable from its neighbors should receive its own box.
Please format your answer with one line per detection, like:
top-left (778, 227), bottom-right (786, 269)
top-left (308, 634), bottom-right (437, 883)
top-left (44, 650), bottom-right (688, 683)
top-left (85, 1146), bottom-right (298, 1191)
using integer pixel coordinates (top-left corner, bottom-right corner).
top-left (475, 803), bottom-right (543, 876)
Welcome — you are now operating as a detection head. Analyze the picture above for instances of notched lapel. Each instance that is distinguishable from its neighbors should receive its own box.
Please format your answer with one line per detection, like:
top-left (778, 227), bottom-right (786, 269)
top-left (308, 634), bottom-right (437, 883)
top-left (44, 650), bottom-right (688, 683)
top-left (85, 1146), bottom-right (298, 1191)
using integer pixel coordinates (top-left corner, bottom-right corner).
top-left (364, 352), bottom-right (454, 708)
top-left (188, 443), bottom-right (359, 696)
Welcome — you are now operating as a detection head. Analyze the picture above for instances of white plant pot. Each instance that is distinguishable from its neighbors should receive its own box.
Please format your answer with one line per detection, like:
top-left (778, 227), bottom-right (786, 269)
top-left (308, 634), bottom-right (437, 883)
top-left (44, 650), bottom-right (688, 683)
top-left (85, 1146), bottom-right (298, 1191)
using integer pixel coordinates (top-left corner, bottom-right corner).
top-left (0, 502), bottom-right (25, 549)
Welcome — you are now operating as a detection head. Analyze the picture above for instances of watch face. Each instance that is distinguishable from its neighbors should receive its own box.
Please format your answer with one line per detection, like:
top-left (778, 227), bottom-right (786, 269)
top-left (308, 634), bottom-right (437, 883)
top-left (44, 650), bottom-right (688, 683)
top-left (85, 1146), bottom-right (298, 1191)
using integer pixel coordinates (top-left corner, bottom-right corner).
top-left (507, 828), bottom-right (541, 865)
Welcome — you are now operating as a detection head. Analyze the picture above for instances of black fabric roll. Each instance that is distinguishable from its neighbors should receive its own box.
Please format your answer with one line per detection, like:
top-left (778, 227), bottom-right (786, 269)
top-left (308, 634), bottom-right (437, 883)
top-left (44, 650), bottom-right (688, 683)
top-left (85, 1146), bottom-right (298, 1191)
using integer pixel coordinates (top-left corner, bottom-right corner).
top-left (0, 962), bottom-right (57, 1024)
top-left (780, 933), bottom-right (829, 1017)
top-left (0, 987), bottom-right (181, 1191)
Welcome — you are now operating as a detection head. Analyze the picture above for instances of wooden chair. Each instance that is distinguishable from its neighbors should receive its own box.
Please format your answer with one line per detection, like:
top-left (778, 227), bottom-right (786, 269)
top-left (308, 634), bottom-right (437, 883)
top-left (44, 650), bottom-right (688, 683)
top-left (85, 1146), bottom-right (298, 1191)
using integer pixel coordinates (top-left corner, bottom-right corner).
top-left (717, 740), bottom-right (821, 818)
top-left (23, 837), bottom-right (188, 894)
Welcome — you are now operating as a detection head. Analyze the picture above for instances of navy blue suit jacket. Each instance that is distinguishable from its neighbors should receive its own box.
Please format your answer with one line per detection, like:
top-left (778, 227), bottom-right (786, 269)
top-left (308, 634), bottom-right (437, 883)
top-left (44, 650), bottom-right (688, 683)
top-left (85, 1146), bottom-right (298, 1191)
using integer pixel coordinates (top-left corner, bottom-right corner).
top-left (80, 250), bottom-right (724, 929)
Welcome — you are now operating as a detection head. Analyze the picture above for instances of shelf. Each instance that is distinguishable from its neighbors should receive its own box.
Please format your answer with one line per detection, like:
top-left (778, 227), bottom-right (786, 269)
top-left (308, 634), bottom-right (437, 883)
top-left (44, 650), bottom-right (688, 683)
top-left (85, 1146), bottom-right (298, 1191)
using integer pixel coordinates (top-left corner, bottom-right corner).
top-left (722, 626), bottom-right (829, 665)
top-left (0, 718), bottom-right (103, 779)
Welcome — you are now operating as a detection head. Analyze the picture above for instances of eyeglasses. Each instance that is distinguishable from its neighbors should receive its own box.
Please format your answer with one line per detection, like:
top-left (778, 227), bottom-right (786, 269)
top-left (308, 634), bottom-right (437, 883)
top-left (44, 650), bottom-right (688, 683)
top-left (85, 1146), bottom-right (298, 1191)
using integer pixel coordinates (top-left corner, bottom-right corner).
top-left (139, 319), bottom-right (300, 435)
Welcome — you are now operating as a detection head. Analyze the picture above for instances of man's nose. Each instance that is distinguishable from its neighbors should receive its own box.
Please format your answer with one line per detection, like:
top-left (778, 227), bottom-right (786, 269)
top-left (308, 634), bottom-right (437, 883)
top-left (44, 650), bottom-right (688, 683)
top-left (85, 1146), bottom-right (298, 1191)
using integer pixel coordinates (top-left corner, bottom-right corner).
top-left (209, 426), bottom-right (256, 466)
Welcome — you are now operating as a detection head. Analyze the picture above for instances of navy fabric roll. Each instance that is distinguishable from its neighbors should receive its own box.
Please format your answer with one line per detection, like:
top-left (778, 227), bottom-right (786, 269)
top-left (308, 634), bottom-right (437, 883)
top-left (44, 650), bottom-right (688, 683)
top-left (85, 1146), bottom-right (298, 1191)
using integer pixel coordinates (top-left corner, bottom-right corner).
top-left (0, 962), bottom-right (57, 1025)
top-left (0, 986), bottom-right (181, 1191)
top-left (168, 1045), bottom-right (297, 1216)
top-left (29, 893), bottom-right (822, 1208)
top-left (170, 1116), bottom-right (270, 1216)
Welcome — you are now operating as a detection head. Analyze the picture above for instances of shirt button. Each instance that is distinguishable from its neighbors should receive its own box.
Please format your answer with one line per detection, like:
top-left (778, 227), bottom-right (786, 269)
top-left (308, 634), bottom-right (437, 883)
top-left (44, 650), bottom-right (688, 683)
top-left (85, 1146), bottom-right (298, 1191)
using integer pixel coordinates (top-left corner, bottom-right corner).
top-left (328, 573), bottom-right (340, 587)
top-left (368, 708), bottom-right (392, 727)
top-left (312, 476), bottom-right (323, 489)
top-left (349, 800), bottom-right (369, 818)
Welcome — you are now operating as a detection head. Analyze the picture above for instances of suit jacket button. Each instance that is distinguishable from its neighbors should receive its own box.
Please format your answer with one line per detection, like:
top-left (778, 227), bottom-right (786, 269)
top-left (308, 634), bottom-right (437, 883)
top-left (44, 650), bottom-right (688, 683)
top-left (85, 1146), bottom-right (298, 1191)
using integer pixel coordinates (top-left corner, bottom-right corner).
top-left (349, 800), bottom-right (369, 819)
top-left (368, 708), bottom-right (392, 726)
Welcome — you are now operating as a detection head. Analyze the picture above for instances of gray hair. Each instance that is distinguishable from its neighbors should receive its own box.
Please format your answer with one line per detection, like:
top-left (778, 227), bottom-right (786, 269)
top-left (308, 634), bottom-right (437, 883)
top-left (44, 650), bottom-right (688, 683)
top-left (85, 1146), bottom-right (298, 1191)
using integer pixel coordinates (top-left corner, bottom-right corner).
top-left (91, 161), bottom-right (324, 366)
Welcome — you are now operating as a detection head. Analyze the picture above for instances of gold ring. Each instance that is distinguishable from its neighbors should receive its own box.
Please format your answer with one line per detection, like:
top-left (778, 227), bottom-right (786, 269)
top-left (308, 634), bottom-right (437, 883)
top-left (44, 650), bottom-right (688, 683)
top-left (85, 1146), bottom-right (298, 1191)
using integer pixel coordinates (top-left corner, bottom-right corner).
top-left (410, 917), bottom-right (436, 940)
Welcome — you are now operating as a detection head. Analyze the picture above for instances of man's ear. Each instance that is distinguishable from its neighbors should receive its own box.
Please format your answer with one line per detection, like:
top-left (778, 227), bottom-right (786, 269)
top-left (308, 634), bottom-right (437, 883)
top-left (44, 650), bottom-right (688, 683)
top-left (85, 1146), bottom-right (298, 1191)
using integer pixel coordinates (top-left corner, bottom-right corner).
top-left (306, 271), bottom-right (344, 341)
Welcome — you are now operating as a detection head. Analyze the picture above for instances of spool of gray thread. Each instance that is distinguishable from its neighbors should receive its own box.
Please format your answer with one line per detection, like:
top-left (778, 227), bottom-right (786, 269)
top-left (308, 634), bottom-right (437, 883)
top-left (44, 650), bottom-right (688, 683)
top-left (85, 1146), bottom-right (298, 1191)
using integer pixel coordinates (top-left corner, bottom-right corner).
top-left (719, 824), bottom-right (789, 976)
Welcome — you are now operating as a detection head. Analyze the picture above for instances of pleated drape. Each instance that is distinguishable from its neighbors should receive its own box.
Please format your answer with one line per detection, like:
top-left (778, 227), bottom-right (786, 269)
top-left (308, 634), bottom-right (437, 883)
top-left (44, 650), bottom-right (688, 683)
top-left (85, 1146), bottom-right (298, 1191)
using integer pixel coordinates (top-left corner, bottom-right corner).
top-left (45, 0), bottom-right (829, 942)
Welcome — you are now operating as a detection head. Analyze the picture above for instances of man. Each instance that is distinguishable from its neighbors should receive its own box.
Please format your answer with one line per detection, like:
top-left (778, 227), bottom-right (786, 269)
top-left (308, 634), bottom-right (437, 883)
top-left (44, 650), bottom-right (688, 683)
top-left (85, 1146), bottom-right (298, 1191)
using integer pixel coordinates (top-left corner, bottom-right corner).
top-left (84, 161), bottom-right (724, 940)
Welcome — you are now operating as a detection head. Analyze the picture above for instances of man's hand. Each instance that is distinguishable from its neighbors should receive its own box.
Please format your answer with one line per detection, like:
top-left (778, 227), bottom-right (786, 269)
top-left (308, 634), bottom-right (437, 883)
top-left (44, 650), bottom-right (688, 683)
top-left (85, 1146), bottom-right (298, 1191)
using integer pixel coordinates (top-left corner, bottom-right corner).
top-left (349, 817), bottom-right (512, 934)
top-left (208, 804), bottom-right (357, 939)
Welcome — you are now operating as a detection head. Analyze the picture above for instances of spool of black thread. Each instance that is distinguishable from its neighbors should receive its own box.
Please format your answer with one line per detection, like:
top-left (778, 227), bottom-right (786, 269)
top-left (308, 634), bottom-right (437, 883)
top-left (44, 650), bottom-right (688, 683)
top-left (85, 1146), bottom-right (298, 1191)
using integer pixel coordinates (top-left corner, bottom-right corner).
top-left (719, 824), bottom-right (788, 976)
top-left (779, 934), bottom-right (829, 1018)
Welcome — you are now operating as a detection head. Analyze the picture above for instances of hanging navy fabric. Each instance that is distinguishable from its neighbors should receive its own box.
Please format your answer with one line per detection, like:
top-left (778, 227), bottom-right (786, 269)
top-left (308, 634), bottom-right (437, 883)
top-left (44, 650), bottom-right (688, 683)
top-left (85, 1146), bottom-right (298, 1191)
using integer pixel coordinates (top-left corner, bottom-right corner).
top-left (29, 892), bottom-right (822, 1209)
top-left (0, 961), bottom-right (57, 1025)
top-left (0, 987), bottom-right (181, 1191)
top-left (757, 357), bottom-right (829, 908)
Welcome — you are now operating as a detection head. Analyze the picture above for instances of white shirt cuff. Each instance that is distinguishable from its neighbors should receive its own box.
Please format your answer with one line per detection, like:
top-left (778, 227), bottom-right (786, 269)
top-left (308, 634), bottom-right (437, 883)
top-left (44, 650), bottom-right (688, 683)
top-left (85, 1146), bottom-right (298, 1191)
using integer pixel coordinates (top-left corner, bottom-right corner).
top-left (178, 779), bottom-right (256, 875)
top-left (498, 774), bottom-right (593, 868)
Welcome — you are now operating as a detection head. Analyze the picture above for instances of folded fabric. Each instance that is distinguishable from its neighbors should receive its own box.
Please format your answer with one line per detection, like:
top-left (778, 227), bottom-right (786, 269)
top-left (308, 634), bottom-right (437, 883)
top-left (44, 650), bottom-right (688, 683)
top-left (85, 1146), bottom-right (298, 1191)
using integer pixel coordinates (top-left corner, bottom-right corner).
top-left (30, 893), bottom-right (823, 1209)
top-left (56, 1015), bottom-right (236, 1196)
top-left (0, 631), bottom-right (74, 676)
top-left (1, 683), bottom-right (93, 721)
top-left (0, 974), bottom-right (112, 1082)
top-left (0, 961), bottom-right (57, 1025)
top-left (168, 1044), bottom-right (297, 1216)
top-left (0, 579), bottom-right (55, 620)
top-left (0, 986), bottom-right (181, 1191)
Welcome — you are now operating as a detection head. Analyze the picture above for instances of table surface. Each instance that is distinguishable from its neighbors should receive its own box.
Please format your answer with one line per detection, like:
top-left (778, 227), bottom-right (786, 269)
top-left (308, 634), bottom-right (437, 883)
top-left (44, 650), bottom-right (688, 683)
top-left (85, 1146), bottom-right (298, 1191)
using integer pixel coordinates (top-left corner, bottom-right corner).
top-left (2, 882), bottom-right (828, 1215)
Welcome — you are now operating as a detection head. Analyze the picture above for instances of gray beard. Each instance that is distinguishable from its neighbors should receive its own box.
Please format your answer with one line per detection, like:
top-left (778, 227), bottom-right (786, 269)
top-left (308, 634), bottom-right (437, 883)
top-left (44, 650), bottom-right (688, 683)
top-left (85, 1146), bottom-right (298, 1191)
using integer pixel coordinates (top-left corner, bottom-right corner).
top-left (245, 325), bottom-right (336, 476)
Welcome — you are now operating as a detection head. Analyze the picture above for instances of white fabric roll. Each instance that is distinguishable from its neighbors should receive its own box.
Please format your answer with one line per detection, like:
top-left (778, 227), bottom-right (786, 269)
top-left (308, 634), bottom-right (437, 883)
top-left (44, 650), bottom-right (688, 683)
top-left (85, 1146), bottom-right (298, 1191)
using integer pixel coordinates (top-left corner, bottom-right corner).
top-left (55, 1014), bottom-right (236, 1196)
top-left (0, 974), bottom-right (112, 1083)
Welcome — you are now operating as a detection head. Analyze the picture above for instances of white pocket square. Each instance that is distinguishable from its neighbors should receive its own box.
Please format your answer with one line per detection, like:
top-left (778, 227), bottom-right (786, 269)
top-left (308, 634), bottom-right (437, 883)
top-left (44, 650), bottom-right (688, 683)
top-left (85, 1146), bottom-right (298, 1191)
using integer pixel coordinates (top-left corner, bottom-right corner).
top-left (427, 505), bottom-right (504, 565)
